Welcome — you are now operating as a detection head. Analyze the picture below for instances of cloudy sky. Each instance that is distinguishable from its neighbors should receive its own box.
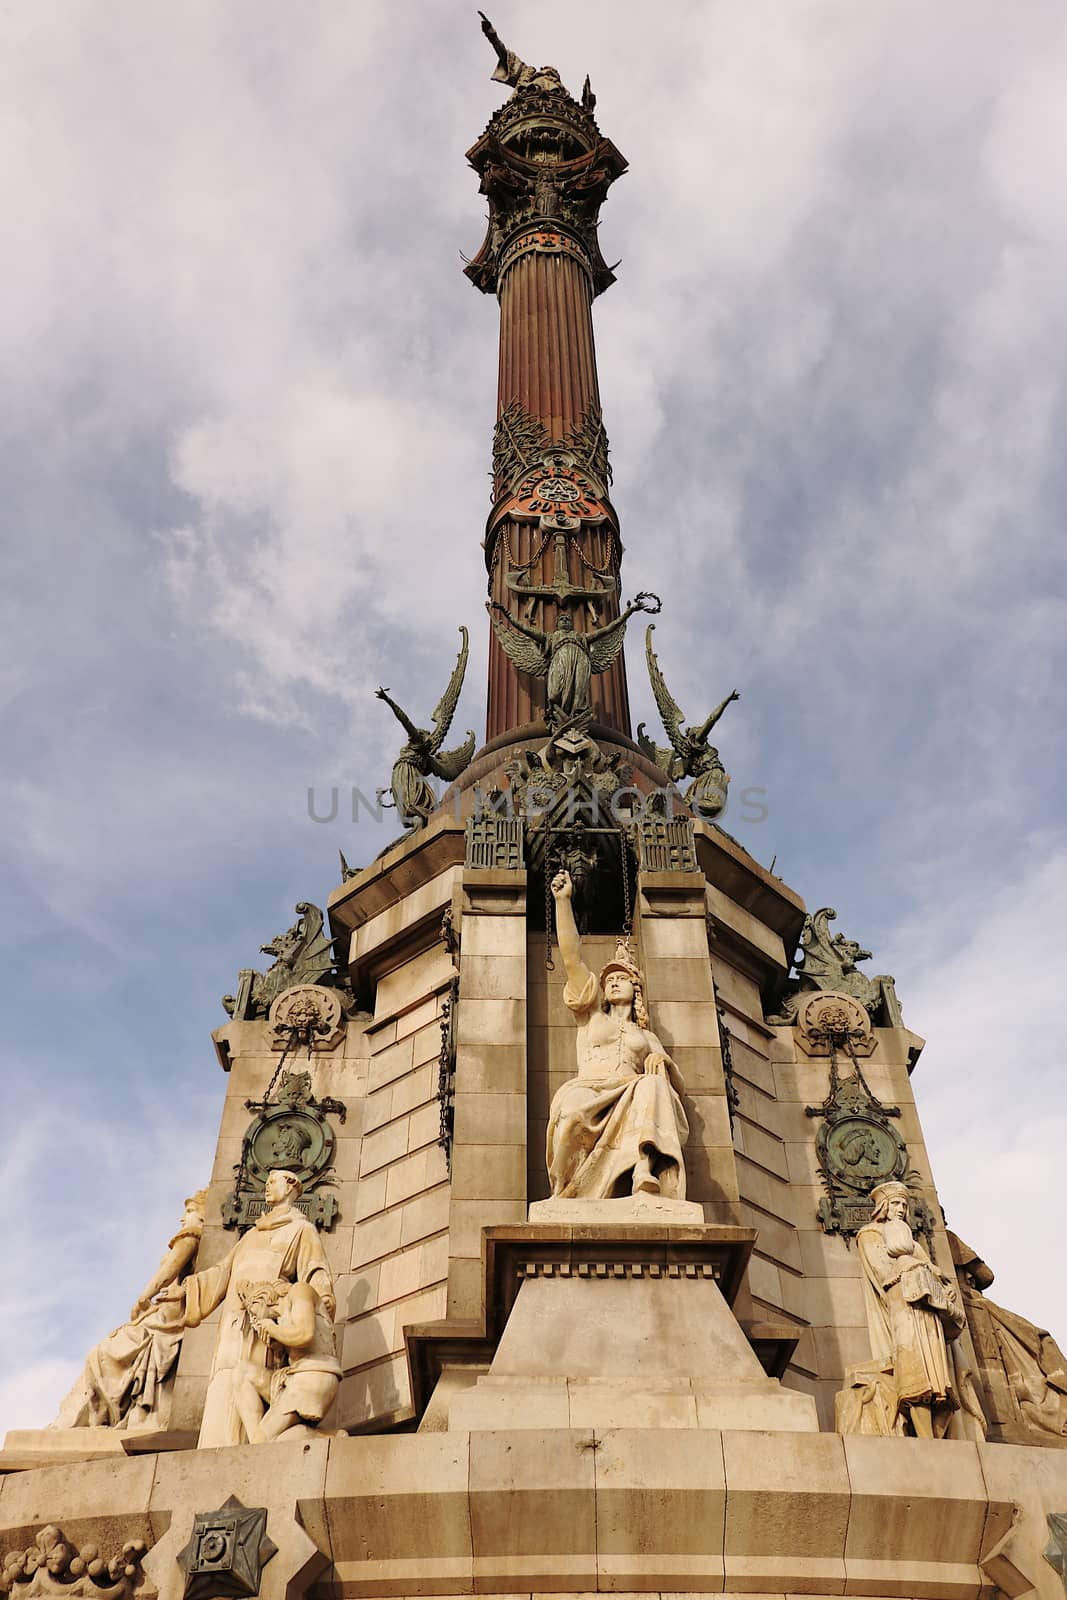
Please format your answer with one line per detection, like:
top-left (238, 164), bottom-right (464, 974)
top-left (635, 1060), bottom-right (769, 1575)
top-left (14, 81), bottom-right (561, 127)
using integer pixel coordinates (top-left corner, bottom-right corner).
top-left (3, 1), bottom-right (1065, 1429)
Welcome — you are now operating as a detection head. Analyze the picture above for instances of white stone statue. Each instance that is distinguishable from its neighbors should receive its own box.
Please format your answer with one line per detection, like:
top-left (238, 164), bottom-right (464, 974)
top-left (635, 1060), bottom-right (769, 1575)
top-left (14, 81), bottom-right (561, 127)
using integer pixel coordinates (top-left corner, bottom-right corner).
top-left (160, 1168), bottom-right (336, 1447)
top-left (546, 869), bottom-right (689, 1199)
top-left (52, 1190), bottom-right (207, 1432)
top-left (231, 1279), bottom-right (343, 1442)
top-left (839, 1179), bottom-right (965, 1439)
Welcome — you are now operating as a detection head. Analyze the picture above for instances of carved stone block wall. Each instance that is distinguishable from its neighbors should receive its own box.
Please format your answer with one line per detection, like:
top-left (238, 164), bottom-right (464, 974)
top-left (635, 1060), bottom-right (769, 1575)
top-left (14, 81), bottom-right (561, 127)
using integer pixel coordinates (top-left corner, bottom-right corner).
top-left (338, 944), bottom-right (455, 1433)
top-left (447, 869), bottom-right (529, 1319)
top-left (709, 950), bottom-right (810, 1391)
top-left (634, 870), bottom-right (741, 1223)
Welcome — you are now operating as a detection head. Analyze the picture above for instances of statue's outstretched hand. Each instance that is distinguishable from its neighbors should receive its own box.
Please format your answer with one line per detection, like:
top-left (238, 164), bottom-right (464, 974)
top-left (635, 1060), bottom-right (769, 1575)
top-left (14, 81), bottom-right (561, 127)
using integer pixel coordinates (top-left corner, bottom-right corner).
top-left (644, 1051), bottom-right (670, 1078)
top-left (550, 869), bottom-right (573, 901)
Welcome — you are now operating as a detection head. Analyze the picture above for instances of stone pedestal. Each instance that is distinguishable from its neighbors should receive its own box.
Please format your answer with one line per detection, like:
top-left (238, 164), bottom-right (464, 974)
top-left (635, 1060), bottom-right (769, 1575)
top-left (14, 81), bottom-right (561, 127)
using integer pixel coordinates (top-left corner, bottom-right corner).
top-left (435, 1221), bottom-right (818, 1432)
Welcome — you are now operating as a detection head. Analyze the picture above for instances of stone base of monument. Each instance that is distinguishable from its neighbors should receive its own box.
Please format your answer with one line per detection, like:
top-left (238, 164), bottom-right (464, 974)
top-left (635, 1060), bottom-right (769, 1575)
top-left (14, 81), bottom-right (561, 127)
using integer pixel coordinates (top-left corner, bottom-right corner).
top-left (450, 1371), bottom-right (817, 1431)
top-left (447, 1268), bottom-right (819, 1430)
top-left (405, 1221), bottom-right (818, 1433)
top-left (0, 1424), bottom-right (200, 1469)
top-left (0, 1427), bottom-right (129, 1468)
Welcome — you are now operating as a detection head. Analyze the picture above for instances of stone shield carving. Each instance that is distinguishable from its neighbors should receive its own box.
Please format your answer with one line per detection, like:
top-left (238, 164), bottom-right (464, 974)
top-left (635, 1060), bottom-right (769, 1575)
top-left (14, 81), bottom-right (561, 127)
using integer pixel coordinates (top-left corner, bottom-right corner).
top-left (268, 983), bottom-right (345, 1052)
top-left (796, 991), bottom-right (875, 1057)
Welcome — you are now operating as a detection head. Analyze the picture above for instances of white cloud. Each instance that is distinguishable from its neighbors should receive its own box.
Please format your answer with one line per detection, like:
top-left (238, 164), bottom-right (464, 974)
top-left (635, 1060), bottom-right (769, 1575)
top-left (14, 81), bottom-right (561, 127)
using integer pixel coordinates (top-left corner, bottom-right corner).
top-left (0, 1082), bottom-right (216, 1432)
top-left (886, 845), bottom-right (1067, 1334)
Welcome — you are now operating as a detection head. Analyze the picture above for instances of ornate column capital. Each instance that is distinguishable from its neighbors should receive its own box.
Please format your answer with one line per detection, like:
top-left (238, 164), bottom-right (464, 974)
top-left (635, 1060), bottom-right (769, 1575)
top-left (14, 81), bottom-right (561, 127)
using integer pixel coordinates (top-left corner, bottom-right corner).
top-left (464, 89), bottom-right (626, 297)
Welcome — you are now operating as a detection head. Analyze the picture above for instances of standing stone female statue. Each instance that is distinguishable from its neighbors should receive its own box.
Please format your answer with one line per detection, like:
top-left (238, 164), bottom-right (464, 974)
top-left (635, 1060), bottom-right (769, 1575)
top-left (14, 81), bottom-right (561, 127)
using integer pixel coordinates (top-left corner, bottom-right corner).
top-left (547, 869), bottom-right (689, 1199)
top-left (853, 1180), bottom-right (965, 1438)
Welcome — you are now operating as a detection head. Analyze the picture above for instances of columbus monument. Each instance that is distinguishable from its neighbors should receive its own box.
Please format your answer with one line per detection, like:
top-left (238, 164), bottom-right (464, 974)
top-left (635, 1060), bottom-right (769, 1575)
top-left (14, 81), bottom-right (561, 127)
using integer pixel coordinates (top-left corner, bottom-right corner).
top-left (3, 20), bottom-right (1067, 1600)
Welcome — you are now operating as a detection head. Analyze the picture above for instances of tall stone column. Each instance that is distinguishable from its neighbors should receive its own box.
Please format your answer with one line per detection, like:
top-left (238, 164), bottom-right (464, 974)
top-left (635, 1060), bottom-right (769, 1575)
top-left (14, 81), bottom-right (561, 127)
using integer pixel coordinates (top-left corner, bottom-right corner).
top-left (465, 71), bottom-right (631, 742)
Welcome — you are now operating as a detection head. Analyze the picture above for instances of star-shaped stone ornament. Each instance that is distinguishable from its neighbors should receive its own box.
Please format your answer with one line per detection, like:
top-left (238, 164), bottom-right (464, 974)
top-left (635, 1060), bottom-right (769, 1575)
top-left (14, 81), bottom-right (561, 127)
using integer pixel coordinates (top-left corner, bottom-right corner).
top-left (1045, 1512), bottom-right (1067, 1592)
top-left (177, 1496), bottom-right (278, 1600)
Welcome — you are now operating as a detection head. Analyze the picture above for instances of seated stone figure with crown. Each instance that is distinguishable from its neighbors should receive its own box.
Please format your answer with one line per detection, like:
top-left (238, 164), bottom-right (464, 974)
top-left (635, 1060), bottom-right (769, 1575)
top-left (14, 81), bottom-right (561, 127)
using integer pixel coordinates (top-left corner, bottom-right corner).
top-left (547, 869), bottom-right (689, 1199)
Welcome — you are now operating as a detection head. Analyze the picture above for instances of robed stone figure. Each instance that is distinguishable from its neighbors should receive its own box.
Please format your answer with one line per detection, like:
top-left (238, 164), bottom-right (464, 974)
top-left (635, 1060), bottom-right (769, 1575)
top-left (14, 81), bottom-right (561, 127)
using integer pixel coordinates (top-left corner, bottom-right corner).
top-left (52, 1190), bottom-right (207, 1432)
top-left (163, 1168), bottom-right (335, 1447)
top-left (839, 1180), bottom-right (965, 1438)
top-left (547, 869), bottom-right (689, 1199)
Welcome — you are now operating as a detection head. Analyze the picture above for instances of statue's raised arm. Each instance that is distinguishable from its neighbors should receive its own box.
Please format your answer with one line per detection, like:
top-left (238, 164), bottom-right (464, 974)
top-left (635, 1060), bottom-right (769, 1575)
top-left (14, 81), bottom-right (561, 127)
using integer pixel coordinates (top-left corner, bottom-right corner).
top-left (694, 689), bottom-right (740, 743)
top-left (376, 686), bottom-right (424, 747)
top-left (478, 12), bottom-right (533, 89)
top-left (544, 871), bottom-right (690, 1203)
top-left (550, 868), bottom-right (596, 998)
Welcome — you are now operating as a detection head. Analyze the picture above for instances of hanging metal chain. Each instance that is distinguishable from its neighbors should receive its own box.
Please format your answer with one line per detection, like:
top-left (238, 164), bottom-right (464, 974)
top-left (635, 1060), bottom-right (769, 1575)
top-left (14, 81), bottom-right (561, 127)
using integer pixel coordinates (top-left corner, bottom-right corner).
top-left (573, 530), bottom-right (619, 580)
top-left (842, 1028), bottom-right (899, 1116)
top-left (437, 979), bottom-right (460, 1178)
top-left (500, 523), bottom-right (552, 575)
top-left (806, 1030), bottom-right (844, 1120)
top-left (824, 1034), bottom-right (842, 1113)
top-left (620, 828), bottom-right (633, 937)
top-left (261, 1024), bottom-right (304, 1104)
top-left (544, 842), bottom-right (556, 970)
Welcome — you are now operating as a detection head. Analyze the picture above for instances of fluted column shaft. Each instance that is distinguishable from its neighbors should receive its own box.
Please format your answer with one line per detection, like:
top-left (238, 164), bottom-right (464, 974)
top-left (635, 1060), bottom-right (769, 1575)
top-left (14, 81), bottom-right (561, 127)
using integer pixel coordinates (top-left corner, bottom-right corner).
top-left (465, 95), bottom-right (629, 747)
top-left (497, 249), bottom-right (600, 439)
top-left (485, 244), bottom-right (630, 743)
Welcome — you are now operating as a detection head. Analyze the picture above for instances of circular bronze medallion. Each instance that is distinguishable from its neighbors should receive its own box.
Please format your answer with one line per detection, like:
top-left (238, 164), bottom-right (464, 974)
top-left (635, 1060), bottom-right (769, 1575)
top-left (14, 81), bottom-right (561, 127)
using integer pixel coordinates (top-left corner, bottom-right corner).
top-left (245, 1105), bottom-right (335, 1187)
top-left (818, 1114), bottom-right (905, 1194)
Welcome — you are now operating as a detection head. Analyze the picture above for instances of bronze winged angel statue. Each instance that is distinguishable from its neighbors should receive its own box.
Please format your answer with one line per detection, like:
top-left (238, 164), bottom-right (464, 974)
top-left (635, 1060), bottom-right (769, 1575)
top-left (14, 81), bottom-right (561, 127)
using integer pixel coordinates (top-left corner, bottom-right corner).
top-left (377, 627), bottom-right (476, 829)
top-left (488, 593), bottom-right (660, 729)
top-left (636, 624), bottom-right (739, 817)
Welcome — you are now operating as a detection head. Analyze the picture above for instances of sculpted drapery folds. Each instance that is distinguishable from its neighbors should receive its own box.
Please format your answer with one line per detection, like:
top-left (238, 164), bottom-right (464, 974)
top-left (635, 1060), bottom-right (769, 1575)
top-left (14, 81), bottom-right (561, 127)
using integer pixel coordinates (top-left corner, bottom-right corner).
top-left (841, 1180), bottom-right (966, 1439)
top-left (52, 1190), bottom-right (207, 1432)
top-left (950, 1232), bottom-right (1067, 1441)
top-left (168, 1169), bottom-right (336, 1447)
top-left (546, 869), bottom-right (689, 1199)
